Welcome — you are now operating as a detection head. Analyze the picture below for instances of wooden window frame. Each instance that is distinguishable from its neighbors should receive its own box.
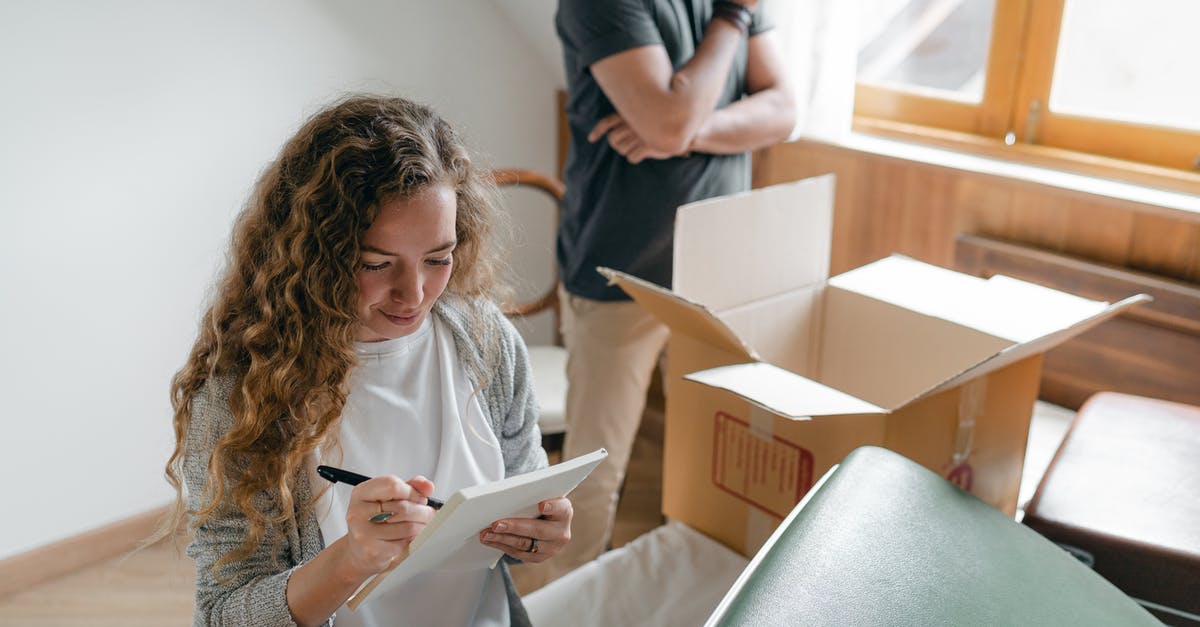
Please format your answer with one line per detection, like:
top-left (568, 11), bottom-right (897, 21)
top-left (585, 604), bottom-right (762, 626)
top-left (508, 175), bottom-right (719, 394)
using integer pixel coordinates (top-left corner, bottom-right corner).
top-left (854, 0), bottom-right (1200, 177)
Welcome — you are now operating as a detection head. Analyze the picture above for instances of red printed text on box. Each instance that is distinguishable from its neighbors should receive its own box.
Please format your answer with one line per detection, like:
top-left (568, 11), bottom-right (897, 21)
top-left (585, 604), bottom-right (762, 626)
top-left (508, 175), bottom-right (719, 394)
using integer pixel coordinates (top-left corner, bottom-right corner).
top-left (712, 411), bottom-right (814, 519)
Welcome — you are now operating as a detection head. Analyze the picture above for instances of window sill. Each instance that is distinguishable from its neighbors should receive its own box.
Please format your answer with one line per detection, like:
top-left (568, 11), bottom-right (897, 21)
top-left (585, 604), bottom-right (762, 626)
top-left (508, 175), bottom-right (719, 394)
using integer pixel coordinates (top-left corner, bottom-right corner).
top-left (846, 117), bottom-right (1200, 217)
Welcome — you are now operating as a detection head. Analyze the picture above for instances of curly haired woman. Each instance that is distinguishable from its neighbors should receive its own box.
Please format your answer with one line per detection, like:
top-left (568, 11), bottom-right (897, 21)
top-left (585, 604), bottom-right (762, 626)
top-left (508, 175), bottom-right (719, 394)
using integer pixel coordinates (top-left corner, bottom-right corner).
top-left (158, 95), bottom-right (570, 627)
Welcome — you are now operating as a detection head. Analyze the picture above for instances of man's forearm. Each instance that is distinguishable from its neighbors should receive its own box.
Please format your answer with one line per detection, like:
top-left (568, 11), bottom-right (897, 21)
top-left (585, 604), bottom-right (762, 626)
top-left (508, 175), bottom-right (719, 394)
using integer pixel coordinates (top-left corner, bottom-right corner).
top-left (688, 87), bottom-right (796, 155)
top-left (657, 19), bottom-right (750, 148)
top-left (591, 3), bottom-right (760, 154)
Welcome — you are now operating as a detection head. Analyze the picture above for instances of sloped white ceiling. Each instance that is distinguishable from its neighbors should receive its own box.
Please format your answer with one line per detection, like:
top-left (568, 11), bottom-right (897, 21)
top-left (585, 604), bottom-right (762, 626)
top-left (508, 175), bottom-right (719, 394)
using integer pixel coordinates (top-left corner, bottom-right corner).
top-left (492, 0), bottom-right (566, 88)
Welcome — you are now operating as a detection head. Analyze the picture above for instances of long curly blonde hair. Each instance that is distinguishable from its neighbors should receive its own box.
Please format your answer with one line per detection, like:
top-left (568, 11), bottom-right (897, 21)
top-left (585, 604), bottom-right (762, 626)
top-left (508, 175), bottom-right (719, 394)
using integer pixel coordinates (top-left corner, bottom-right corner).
top-left (156, 94), bottom-right (503, 574)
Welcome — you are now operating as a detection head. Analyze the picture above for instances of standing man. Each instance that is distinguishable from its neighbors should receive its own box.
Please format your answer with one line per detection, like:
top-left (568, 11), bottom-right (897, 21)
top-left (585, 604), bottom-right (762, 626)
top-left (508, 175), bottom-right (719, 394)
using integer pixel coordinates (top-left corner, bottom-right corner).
top-left (548, 0), bottom-right (795, 581)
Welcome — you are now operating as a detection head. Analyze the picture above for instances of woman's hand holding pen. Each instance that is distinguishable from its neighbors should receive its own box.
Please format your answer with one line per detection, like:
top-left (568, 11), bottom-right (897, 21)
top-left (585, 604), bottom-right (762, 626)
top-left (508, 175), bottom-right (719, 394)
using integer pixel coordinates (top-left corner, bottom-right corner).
top-left (479, 497), bottom-right (574, 563)
top-left (340, 475), bottom-right (439, 579)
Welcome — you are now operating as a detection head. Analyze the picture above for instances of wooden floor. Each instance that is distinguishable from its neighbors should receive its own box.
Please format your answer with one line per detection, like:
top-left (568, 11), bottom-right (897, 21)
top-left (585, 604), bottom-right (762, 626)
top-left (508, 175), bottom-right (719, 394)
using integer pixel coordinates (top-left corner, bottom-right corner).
top-left (0, 536), bottom-right (196, 626)
top-left (0, 400), bottom-right (1070, 626)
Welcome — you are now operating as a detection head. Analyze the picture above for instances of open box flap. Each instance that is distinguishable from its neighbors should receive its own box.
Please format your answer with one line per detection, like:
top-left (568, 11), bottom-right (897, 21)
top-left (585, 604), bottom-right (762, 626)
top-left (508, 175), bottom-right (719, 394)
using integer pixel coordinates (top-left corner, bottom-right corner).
top-left (673, 175), bottom-right (834, 312)
top-left (829, 255), bottom-right (1126, 343)
top-left (684, 362), bottom-right (886, 420)
top-left (907, 293), bottom-right (1150, 404)
top-left (600, 267), bottom-right (757, 361)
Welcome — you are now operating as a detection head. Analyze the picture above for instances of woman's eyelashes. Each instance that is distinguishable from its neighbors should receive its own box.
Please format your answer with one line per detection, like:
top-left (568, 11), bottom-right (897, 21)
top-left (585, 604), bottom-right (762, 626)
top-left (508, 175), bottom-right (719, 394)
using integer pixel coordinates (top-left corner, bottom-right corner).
top-left (359, 256), bottom-right (451, 272)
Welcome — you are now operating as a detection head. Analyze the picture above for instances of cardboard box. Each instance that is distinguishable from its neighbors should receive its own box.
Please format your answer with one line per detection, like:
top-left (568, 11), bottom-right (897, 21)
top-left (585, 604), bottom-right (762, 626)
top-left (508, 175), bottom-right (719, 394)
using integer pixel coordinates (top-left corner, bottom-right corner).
top-left (601, 175), bottom-right (1148, 557)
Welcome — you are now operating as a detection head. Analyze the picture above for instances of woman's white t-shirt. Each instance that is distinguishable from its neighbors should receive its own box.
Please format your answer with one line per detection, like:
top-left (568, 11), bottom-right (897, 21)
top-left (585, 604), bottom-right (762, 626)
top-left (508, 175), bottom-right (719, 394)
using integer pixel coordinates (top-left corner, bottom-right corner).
top-left (311, 315), bottom-right (510, 627)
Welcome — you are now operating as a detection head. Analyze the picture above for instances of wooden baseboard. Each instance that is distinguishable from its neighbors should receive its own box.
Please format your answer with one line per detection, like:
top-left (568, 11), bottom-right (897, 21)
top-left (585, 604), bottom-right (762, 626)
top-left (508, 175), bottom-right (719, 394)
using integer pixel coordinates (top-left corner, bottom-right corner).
top-left (0, 504), bottom-right (171, 599)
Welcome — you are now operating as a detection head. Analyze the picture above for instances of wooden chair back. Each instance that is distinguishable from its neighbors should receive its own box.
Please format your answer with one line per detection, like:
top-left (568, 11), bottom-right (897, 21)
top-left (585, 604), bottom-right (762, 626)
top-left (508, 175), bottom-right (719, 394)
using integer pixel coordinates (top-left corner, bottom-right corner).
top-left (491, 168), bottom-right (567, 339)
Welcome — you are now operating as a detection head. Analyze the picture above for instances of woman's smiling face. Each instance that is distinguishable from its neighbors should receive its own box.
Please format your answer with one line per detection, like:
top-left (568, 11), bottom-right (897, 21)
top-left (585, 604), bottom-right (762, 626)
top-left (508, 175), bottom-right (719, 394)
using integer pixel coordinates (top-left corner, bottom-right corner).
top-left (354, 184), bottom-right (457, 342)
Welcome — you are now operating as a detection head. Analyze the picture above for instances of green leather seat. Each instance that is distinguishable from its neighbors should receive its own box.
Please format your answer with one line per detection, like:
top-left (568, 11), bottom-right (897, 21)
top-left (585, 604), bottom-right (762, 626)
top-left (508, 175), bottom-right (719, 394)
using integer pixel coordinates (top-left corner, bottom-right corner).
top-left (706, 446), bottom-right (1159, 626)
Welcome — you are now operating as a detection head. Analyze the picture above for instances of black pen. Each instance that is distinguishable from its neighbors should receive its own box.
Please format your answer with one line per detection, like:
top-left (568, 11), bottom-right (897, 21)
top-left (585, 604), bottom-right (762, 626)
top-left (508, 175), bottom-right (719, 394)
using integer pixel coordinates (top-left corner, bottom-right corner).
top-left (316, 465), bottom-right (444, 510)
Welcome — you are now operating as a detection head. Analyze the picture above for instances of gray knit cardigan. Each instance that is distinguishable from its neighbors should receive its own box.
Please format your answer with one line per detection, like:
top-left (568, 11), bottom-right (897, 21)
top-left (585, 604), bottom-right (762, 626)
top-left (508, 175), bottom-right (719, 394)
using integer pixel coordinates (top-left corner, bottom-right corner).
top-left (183, 297), bottom-right (547, 626)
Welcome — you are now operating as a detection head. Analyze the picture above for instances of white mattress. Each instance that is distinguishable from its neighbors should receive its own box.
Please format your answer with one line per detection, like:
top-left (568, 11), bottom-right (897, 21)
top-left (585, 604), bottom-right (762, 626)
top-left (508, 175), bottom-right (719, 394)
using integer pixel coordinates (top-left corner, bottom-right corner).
top-left (523, 521), bottom-right (749, 627)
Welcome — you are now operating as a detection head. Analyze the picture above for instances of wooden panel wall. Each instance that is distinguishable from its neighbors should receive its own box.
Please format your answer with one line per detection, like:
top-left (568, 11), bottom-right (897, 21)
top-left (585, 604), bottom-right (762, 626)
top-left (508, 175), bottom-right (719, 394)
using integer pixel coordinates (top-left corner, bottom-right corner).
top-left (752, 139), bottom-right (1200, 282)
top-left (752, 139), bottom-right (1200, 409)
top-left (955, 234), bottom-right (1200, 409)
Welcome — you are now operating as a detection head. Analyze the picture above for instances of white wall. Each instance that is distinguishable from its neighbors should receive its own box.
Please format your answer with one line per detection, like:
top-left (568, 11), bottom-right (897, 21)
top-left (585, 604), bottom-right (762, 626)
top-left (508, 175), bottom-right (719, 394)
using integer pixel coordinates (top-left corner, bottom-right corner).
top-left (0, 0), bottom-right (558, 560)
top-left (493, 0), bottom-right (565, 88)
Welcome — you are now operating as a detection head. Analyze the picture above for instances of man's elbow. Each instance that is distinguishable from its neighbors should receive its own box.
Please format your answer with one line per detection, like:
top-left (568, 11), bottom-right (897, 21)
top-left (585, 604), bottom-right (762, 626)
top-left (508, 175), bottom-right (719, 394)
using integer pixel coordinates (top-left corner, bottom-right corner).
top-left (645, 132), bottom-right (693, 156)
top-left (642, 121), bottom-right (695, 156)
top-left (771, 89), bottom-right (798, 141)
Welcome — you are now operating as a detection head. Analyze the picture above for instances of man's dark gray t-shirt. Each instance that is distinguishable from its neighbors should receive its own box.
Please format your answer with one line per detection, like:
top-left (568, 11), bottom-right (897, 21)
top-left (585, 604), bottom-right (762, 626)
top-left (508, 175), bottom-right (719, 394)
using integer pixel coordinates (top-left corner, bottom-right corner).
top-left (556, 0), bottom-right (772, 301)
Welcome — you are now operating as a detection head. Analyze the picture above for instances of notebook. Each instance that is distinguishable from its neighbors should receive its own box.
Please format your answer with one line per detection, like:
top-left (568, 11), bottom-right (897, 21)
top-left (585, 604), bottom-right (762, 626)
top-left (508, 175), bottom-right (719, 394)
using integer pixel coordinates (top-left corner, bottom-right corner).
top-left (348, 448), bottom-right (608, 609)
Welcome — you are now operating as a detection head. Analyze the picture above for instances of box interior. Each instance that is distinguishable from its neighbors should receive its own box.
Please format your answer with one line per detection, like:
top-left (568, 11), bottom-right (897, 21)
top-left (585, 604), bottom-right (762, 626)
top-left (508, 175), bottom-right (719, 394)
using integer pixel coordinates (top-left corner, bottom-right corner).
top-left (817, 286), bottom-right (1014, 409)
top-left (715, 284), bottom-right (825, 378)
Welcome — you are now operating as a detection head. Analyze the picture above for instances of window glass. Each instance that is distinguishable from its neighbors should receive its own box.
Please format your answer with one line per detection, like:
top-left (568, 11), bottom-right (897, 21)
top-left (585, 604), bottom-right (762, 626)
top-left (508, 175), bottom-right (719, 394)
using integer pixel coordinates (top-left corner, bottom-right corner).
top-left (857, 0), bottom-right (996, 102)
top-left (1052, 0), bottom-right (1200, 132)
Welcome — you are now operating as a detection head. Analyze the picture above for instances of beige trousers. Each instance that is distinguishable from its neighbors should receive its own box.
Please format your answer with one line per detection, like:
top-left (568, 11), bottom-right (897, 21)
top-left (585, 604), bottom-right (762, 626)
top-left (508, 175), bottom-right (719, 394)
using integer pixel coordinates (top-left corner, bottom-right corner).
top-left (514, 286), bottom-right (668, 589)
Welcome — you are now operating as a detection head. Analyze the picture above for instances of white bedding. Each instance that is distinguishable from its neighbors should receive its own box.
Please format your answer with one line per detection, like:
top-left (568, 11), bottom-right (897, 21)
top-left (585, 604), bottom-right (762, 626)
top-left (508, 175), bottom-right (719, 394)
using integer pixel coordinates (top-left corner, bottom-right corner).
top-left (523, 521), bottom-right (749, 627)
